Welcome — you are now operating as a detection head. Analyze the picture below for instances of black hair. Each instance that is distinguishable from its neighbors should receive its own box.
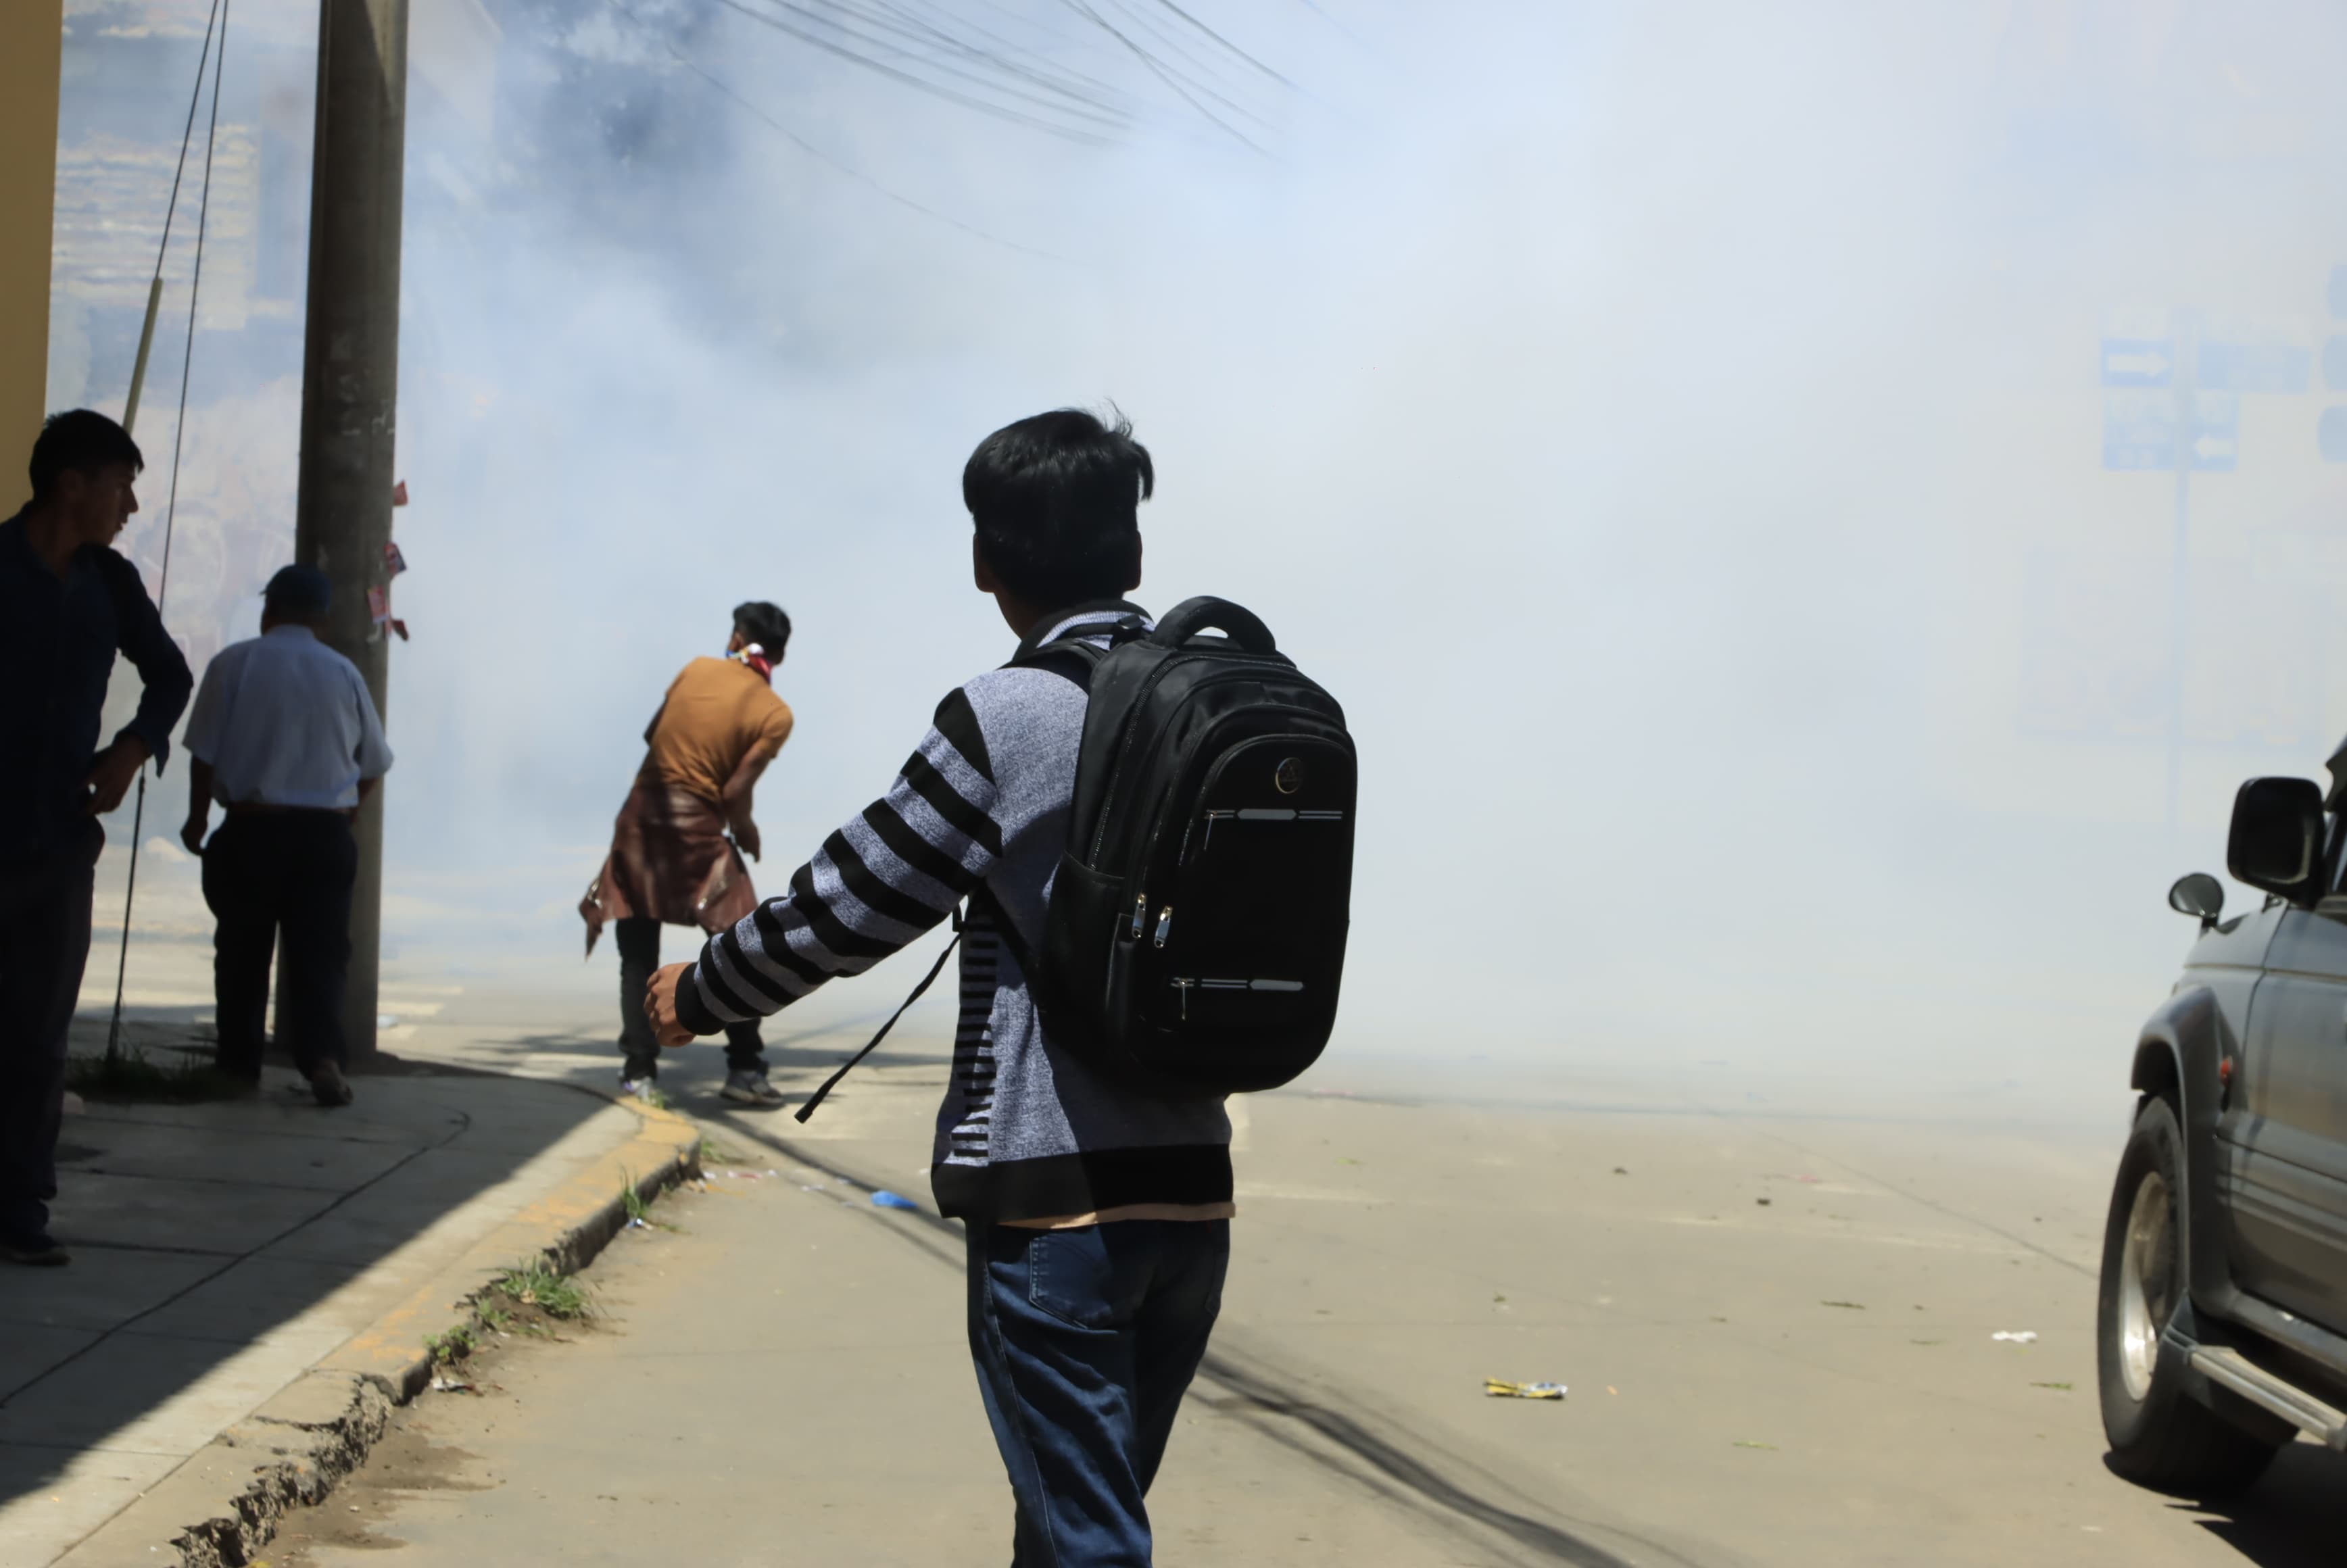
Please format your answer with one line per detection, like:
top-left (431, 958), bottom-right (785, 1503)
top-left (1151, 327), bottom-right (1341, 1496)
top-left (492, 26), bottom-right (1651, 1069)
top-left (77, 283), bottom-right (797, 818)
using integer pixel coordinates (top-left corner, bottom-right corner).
top-left (733, 601), bottom-right (792, 659)
top-left (962, 407), bottom-right (1152, 609)
top-left (30, 408), bottom-right (144, 501)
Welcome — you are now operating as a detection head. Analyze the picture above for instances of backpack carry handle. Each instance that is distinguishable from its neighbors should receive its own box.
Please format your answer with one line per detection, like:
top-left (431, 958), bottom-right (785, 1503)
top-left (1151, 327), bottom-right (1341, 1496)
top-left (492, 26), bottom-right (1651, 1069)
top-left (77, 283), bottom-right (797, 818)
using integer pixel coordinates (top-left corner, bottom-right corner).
top-left (1151, 596), bottom-right (1277, 656)
top-left (1015, 603), bottom-right (1150, 660)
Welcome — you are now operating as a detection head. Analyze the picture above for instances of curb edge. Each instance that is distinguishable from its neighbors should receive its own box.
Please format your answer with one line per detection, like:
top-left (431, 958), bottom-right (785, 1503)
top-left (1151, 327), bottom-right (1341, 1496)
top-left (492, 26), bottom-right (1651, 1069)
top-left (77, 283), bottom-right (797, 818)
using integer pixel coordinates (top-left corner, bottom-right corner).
top-left (51, 1090), bottom-right (702, 1568)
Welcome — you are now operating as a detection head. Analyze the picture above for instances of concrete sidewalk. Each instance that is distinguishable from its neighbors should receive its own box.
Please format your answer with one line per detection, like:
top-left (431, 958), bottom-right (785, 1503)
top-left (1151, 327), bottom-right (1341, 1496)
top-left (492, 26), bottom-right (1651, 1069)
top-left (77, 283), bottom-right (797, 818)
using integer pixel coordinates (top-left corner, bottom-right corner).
top-left (0, 1025), bottom-right (700, 1567)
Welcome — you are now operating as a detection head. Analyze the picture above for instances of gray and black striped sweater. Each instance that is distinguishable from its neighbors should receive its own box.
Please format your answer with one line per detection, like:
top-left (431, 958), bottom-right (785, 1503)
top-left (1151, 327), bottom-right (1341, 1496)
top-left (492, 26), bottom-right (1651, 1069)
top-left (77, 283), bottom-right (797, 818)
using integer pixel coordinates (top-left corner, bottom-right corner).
top-left (675, 606), bottom-right (1233, 1221)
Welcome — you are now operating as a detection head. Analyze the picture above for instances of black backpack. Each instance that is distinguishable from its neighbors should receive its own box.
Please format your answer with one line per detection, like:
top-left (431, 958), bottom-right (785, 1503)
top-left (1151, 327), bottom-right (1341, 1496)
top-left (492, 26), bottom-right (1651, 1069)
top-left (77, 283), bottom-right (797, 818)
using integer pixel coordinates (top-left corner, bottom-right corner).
top-left (794, 596), bottom-right (1355, 1121)
top-left (1007, 596), bottom-right (1355, 1094)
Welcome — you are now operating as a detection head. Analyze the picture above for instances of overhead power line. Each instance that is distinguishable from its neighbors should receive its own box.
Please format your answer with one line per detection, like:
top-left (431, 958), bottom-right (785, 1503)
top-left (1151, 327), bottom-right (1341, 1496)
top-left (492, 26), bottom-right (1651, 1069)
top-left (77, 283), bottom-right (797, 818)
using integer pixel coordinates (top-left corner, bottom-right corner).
top-left (605, 0), bottom-right (1301, 260)
top-left (777, 0), bottom-right (1136, 114)
top-left (1136, 0), bottom-right (1294, 87)
top-left (1062, 0), bottom-right (1270, 150)
top-left (710, 0), bottom-right (1123, 143)
top-left (702, 0), bottom-right (1292, 149)
top-left (608, 0), bottom-right (1081, 261)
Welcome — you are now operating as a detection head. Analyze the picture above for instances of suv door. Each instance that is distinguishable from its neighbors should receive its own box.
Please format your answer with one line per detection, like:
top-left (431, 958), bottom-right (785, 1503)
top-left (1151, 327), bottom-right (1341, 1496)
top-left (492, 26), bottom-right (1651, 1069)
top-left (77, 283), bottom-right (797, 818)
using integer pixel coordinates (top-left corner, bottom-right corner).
top-left (2231, 834), bottom-right (2347, 1333)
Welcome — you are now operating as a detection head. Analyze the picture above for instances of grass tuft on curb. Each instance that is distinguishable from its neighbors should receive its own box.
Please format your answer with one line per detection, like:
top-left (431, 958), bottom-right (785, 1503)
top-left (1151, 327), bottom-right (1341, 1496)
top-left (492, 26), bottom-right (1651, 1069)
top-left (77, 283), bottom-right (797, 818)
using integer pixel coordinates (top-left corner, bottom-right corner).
top-left (435, 1257), bottom-right (597, 1357)
top-left (66, 1047), bottom-right (251, 1104)
top-left (620, 1170), bottom-right (677, 1230)
top-left (487, 1259), bottom-right (591, 1321)
top-left (417, 1140), bottom-right (691, 1375)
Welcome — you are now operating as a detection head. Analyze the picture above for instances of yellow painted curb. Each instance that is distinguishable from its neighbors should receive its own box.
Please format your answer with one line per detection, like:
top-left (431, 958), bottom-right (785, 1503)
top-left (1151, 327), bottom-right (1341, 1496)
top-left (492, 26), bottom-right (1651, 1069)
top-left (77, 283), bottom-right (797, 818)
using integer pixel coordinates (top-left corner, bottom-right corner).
top-left (317, 1089), bottom-right (702, 1400)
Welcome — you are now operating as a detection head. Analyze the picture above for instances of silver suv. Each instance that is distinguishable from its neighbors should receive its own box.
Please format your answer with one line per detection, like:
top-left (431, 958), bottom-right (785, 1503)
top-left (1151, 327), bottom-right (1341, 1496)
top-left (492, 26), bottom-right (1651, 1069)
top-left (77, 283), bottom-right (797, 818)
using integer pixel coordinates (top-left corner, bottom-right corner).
top-left (2100, 763), bottom-right (2347, 1490)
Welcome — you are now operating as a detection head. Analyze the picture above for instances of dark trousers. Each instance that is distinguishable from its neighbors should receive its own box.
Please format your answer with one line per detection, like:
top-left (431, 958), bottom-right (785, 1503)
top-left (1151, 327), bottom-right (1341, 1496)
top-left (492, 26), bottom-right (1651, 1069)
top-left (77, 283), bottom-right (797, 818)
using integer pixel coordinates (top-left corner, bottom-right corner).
top-left (0, 831), bottom-right (97, 1246)
top-left (965, 1219), bottom-right (1229, 1567)
top-left (201, 813), bottom-right (356, 1079)
top-left (614, 915), bottom-right (762, 1078)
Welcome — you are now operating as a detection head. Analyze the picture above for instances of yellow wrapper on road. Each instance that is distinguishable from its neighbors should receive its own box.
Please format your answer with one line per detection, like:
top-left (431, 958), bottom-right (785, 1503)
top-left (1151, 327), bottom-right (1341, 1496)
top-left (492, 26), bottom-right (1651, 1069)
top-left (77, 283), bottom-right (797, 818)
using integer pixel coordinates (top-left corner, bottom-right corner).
top-left (1484, 1378), bottom-right (1566, 1400)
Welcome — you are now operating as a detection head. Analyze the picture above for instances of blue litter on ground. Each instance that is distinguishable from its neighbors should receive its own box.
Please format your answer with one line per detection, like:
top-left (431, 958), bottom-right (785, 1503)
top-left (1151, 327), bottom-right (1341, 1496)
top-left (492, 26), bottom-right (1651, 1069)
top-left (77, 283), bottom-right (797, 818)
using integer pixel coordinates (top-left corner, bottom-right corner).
top-left (871, 1190), bottom-right (920, 1211)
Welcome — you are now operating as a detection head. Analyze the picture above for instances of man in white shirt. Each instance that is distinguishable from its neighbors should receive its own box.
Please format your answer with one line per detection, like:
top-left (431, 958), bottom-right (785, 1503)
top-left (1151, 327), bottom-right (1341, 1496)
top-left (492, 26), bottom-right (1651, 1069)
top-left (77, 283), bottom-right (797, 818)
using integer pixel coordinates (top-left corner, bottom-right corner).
top-left (180, 565), bottom-right (393, 1107)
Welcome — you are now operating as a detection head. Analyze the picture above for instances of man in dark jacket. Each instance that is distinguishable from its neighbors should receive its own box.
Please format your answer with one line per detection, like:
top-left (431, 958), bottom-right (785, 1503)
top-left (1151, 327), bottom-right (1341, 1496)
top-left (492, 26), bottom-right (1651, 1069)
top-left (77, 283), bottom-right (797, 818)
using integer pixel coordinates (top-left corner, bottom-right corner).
top-left (0, 410), bottom-right (192, 1267)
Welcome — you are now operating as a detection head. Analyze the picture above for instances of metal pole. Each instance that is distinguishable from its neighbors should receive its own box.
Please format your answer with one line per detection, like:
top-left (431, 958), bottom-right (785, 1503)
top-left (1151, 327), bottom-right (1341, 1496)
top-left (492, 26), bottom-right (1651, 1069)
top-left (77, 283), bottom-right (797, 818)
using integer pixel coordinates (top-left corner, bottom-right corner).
top-left (122, 275), bottom-right (163, 434)
top-left (293, 0), bottom-right (406, 1068)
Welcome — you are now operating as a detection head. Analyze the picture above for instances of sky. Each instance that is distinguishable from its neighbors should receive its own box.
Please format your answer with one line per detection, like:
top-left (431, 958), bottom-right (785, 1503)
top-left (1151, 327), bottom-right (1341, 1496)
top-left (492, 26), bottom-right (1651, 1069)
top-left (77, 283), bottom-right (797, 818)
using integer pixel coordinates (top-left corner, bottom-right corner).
top-left (51, 0), bottom-right (2347, 1108)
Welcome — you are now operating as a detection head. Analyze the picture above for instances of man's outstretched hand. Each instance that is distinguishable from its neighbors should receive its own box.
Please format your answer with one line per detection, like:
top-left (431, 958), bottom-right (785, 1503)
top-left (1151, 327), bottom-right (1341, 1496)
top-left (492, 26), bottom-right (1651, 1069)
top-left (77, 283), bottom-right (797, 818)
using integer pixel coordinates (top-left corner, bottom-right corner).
top-left (83, 737), bottom-right (149, 816)
top-left (646, 962), bottom-right (697, 1049)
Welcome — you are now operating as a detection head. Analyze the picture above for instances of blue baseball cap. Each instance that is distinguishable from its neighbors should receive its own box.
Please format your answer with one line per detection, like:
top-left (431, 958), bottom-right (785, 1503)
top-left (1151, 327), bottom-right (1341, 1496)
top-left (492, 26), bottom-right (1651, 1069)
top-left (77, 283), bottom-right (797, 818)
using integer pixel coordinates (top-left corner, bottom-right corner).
top-left (262, 564), bottom-right (331, 618)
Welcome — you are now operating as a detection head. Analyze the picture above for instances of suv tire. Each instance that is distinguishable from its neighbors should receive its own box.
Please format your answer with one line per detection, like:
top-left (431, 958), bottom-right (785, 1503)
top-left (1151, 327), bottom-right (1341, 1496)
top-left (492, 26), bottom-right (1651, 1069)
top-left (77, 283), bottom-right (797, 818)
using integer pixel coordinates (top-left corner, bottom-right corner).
top-left (2096, 1095), bottom-right (2281, 1493)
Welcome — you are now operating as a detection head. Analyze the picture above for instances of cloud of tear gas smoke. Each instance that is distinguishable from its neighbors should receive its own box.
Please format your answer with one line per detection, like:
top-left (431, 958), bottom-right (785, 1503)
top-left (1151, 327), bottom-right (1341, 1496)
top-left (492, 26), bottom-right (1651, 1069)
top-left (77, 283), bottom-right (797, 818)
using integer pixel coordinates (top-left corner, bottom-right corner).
top-left (61, 1), bottom-right (2347, 1105)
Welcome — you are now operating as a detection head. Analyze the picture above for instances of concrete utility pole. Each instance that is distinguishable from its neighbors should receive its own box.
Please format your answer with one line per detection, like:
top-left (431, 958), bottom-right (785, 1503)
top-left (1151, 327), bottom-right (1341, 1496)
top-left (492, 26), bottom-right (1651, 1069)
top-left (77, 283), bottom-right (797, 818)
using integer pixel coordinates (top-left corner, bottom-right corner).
top-left (293, 0), bottom-right (408, 1067)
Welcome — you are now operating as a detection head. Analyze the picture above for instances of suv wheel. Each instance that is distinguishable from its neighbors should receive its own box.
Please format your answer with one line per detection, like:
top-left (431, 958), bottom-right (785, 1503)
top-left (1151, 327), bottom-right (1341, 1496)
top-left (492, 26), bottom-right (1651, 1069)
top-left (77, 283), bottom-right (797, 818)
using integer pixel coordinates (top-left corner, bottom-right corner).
top-left (2096, 1095), bottom-right (2281, 1493)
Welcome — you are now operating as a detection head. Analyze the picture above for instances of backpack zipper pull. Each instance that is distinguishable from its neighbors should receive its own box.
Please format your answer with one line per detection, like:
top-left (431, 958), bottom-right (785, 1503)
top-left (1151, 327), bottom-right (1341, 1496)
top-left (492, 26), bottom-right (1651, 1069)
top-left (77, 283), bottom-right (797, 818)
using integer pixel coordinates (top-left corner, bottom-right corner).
top-left (1130, 891), bottom-right (1148, 940)
top-left (1153, 906), bottom-right (1174, 948)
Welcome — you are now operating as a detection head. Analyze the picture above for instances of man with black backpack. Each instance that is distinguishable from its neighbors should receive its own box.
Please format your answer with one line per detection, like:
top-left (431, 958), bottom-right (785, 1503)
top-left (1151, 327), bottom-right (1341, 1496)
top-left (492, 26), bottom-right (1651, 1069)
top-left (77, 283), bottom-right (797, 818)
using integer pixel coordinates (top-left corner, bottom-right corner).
top-left (648, 407), bottom-right (1353, 1565)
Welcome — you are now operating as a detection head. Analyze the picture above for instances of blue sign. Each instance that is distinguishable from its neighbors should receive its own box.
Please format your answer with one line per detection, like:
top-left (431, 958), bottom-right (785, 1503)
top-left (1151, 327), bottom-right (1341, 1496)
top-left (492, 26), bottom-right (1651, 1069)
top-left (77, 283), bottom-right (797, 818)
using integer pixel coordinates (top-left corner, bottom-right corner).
top-left (2100, 338), bottom-right (2173, 387)
top-left (2196, 338), bottom-right (2311, 394)
top-left (2104, 389), bottom-right (2240, 471)
top-left (2322, 407), bottom-right (2347, 464)
top-left (2189, 392), bottom-right (2240, 470)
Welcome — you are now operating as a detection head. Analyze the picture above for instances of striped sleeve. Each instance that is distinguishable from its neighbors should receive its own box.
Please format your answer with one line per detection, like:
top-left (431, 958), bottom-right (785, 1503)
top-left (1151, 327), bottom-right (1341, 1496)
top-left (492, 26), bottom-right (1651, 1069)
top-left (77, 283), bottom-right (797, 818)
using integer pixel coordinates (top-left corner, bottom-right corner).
top-left (675, 689), bottom-right (998, 1034)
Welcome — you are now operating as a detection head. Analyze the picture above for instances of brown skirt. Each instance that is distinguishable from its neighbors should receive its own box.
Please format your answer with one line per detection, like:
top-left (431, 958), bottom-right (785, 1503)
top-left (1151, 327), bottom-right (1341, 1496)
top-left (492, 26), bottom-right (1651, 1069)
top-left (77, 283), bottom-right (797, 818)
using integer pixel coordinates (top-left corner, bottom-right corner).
top-left (579, 778), bottom-right (756, 955)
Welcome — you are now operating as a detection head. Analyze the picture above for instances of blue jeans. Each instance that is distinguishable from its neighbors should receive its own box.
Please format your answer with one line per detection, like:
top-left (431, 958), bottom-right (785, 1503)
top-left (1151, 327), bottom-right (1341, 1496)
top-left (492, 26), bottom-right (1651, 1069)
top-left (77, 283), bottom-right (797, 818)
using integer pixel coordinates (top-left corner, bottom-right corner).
top-left (965, 1218), bottom-right (1230, 1567)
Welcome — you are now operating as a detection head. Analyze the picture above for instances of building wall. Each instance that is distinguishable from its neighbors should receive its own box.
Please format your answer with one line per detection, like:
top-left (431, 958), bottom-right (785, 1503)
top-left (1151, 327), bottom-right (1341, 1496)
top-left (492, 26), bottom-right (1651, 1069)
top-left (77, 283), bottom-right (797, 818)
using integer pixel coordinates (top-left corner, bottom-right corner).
top-left (0, 3), bottom-right (63, 514)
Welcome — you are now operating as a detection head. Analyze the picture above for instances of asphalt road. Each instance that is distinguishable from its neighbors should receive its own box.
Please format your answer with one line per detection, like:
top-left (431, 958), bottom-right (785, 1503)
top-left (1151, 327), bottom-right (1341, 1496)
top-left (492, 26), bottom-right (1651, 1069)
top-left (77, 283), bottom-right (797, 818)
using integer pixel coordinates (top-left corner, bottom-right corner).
top-left (271, 1058), bottom-right (2344, 1567)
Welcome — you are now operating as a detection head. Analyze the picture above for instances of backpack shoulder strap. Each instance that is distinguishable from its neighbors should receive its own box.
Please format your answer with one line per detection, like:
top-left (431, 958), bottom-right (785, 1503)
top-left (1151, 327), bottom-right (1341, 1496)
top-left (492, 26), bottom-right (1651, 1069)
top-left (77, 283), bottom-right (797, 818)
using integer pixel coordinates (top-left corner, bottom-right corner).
top-left (1005, 639), bottom-right (1105, 692)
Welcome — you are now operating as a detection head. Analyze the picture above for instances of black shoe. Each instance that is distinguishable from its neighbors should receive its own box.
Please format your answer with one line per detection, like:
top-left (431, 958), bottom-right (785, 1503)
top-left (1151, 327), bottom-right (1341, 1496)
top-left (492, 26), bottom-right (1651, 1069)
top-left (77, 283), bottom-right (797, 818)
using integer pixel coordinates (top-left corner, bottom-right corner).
top-left (1, 1235), bottom-right (70, 1267)
top-left (308, 1061), bottom-right (355, 1107)
top-left (209, 1066), bottom-right (263, 1098)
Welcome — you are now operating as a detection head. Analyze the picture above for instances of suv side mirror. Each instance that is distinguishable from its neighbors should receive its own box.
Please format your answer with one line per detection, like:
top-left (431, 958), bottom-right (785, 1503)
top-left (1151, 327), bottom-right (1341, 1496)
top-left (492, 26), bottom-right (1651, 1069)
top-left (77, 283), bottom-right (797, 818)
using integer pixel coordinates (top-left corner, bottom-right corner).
top-left (2168, 873), bottom-right (2225, 929)
top-left (2226, 777), bottom-right (2325, 904)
